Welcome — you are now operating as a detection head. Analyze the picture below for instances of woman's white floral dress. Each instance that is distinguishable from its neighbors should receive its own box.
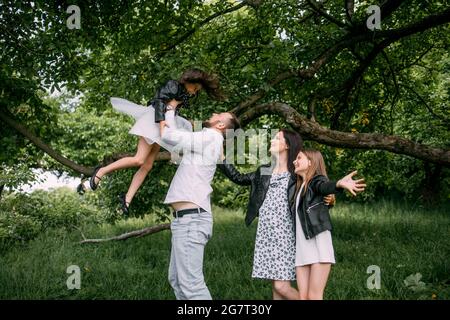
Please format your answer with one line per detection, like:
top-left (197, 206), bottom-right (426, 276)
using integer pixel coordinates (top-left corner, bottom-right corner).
top-left (251, 172), bottom-right (296, 281)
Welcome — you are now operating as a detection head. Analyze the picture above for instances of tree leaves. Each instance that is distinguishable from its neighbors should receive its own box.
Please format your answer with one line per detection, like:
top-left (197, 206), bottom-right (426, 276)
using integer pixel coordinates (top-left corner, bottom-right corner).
top-left (1, 0), bottom-right (449, 205)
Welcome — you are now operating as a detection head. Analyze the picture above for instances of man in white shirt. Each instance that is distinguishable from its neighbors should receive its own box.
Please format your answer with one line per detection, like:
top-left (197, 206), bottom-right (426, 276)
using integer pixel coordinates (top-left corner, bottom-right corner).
top-left (161, 111), bottom-right (240, 300)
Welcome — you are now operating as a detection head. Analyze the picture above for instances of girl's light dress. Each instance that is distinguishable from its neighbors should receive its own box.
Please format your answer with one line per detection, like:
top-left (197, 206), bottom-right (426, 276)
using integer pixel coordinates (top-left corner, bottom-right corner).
top-left (295, 182), bottom-right (336, 266)
top-left (110, 97), bottom-right (192, 147)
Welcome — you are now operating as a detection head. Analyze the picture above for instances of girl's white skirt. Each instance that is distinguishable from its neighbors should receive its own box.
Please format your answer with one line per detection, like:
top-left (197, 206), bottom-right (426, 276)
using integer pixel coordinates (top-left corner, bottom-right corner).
top-left (110, 97), bottom-right (192, 146)
top-left (295, 213), bottom-right (336, 266)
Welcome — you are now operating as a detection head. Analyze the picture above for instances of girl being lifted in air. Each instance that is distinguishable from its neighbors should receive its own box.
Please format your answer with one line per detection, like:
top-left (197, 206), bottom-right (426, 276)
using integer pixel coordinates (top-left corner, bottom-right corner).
top-left (78, 68), bottom-right (224, 215)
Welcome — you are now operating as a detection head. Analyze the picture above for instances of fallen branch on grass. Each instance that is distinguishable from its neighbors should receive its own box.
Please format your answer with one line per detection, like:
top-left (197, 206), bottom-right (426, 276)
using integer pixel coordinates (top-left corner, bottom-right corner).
top-left (79, 223), bottom-right (171, 244)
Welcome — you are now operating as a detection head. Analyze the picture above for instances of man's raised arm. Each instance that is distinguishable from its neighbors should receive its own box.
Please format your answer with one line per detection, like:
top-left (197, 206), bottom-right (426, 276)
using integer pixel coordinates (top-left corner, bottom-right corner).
top-left (161, 125), bottom-right (214, 155)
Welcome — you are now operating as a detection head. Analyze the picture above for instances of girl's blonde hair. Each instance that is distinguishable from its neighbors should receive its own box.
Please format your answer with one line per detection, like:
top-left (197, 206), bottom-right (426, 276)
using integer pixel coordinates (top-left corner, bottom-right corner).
top-left (296, 149), bottom-right (328, 195)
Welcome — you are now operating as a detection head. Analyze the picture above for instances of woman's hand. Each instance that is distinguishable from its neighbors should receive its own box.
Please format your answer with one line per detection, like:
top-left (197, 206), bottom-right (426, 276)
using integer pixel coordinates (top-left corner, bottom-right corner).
top-left (336, 171), bottom-right (366, 196)
top-left (324, 194), bottom-right (336, 206)
top-left (167, 99), bottom-right (181, 110)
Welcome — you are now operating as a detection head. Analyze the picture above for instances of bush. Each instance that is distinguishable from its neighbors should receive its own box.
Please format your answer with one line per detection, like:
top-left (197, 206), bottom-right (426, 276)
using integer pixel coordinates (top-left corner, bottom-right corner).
top-left (0, 212), bottom-right (42, 244)
top-left (0, 187), bottom-right (107, 247)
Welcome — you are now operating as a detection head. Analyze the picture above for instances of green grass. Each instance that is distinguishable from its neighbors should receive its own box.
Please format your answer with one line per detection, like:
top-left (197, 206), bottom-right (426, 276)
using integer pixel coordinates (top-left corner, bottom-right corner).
top-left (0, 200), bottom-right (449, 300)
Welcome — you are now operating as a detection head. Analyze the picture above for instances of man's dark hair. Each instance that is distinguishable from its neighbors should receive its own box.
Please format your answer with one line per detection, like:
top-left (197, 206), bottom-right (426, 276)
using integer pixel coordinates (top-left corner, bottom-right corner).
top-left (226, 112), bottom-right (241, 130)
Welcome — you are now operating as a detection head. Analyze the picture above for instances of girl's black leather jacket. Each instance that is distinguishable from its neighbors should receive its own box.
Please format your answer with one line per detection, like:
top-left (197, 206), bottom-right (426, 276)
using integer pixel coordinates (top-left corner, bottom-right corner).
top-left (147, 80), bottom-right (191, 122)
top-left (290, 175), bottom-right (343, 239)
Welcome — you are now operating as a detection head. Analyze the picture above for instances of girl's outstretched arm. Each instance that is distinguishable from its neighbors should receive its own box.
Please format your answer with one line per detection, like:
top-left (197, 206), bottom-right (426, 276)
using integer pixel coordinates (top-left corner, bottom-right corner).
top-left (311, 172), bottom-right (365, 197)
top-left (311, 177), bottom-right (342, 196)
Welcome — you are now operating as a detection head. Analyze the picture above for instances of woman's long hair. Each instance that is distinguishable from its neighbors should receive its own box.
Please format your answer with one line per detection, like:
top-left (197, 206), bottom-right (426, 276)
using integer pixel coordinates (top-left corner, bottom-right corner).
top-left (179, 68), bottom-right (225, 101)
top-left (296, 149), bottom-right (328, 195)
top-left (279, 129), bottom-right (304, 175)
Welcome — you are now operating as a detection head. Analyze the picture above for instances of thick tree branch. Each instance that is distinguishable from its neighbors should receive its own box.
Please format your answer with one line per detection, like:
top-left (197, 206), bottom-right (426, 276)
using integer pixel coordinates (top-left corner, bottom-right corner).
top-left (0, 110), bottom-right (171, 176)
top-left (239, 102), bottom-right (450, 167)
top-left (375, 7), bottom-right (450, 41)
top-left (0, 109), bottom-right (92, 175)
top-left (79, 223), bottom-right (171, 244)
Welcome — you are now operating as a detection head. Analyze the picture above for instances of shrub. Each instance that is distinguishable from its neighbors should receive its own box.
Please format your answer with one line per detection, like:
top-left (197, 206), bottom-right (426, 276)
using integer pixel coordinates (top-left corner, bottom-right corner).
top-left (0, 187), bottom-right (107, 247)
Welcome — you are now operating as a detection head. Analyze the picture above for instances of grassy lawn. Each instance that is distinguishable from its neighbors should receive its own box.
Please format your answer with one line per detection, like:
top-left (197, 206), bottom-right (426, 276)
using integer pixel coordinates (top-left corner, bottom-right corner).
top-left (0, 200), bottom-right (448, 300)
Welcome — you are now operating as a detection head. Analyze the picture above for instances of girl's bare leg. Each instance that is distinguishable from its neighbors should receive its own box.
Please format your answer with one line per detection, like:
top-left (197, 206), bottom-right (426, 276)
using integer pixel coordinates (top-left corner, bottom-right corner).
top-left (296, 266), bottom-right (311, 300)
top-left (307, 263), bottom-right (331, 300)
top-left (125, 143), bottom-right (160, 204)
top-left (94, 137), bottom-right (153, 185)
top-left (272, 280), bottom-right (299, 300)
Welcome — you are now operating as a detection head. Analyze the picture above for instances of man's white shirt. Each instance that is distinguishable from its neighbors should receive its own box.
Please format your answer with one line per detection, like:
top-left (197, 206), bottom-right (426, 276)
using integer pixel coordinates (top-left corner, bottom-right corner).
top-left (162, 126), bottom-right (224, 214)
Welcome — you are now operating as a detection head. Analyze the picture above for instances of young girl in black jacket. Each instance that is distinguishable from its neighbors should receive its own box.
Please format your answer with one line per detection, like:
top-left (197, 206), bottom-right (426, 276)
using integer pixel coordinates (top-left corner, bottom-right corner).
top-left (292, 149), bottom-right (366, 300)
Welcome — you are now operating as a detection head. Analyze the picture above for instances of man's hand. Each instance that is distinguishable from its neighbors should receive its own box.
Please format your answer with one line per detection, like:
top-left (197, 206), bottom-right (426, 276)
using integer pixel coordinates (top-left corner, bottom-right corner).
top-left (324, 194), bottom-right (336, 206)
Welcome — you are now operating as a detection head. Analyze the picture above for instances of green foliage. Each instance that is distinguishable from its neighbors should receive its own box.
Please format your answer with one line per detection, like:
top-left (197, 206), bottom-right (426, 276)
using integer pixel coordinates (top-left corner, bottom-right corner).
top-left (0, 162), bottom-right (42, 191)
top-left (1, 0), bottom-right (449, 215)
top-left (54, 104), bottom-right (133, 168)
top-left (91, 160), bottom-right (176, 221)
top-left (302, 143), bottom-right (450, 204)
top-left (0, 188), bottom-right (107, 248)
top-left (213, 172), bottom-right (250, 211)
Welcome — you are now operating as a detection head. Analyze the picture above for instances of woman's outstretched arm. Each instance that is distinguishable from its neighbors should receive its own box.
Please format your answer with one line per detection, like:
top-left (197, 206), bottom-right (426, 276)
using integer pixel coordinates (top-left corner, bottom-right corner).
top-left (217, 160), bottom-right (255, 186)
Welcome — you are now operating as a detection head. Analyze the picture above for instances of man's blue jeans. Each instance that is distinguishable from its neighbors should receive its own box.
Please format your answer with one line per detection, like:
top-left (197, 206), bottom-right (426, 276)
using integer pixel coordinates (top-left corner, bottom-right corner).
top-left (168, 212), bottom-right (213, 300)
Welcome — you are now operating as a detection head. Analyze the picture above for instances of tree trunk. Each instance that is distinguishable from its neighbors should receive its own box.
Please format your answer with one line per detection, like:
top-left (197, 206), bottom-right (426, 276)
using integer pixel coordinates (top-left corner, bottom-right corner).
top-left (420, 162), bottom-right (442, 205)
